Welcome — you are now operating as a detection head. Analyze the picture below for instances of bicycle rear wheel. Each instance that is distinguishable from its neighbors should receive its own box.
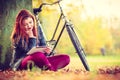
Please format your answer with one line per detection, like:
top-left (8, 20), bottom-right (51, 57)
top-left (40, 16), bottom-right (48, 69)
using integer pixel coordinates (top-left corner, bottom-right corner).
top-left (66, 23), bottom-right (90, 71)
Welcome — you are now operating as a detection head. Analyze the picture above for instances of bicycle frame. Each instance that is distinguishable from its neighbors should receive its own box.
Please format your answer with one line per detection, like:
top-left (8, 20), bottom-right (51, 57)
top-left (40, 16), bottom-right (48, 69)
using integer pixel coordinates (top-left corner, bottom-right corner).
top-left (49, 3), bottom-right (90, 71)
top-left (33, 0), bottom-right (90, 71)
top-left (49, 3), bottom-right (71, 55)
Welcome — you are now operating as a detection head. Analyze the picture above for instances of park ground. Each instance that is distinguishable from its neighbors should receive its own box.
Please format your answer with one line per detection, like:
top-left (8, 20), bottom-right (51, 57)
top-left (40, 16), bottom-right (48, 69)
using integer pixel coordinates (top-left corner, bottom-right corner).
top-left (0, 54), bottom-right (120, 80)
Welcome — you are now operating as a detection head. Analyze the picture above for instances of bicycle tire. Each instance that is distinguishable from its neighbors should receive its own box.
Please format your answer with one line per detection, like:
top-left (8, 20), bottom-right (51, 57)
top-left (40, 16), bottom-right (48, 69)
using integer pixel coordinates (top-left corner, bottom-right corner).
top-left (66, 22), bottom-right (90, 71)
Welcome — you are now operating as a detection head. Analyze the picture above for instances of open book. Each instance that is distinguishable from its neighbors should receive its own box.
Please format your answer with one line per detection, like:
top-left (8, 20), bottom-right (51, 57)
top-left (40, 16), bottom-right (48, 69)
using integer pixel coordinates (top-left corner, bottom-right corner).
top-left (27, 46), bottom-right (46, 55)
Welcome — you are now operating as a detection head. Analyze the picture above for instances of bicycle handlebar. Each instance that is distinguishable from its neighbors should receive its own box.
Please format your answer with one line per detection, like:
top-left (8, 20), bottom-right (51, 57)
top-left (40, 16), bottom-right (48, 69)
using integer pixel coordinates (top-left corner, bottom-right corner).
top-left (33, 0), bottom-right (62, 14)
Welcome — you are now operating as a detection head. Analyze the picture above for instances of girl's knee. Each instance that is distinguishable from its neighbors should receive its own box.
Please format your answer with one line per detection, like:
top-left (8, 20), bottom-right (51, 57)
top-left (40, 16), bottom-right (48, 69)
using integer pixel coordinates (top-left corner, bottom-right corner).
top-left (59, 54), bottom-right (70, 64)
top-left (64, 55), bottom-right (70, 64)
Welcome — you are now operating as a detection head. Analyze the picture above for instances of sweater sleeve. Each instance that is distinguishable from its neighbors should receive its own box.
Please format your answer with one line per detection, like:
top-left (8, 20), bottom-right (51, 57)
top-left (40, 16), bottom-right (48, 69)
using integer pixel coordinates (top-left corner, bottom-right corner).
top-left (13, 38), bottom-right (36, 59)
top-left (27, 38), bottom-right (37, 51)
top-left (37, 25), bottom-right (47, 46)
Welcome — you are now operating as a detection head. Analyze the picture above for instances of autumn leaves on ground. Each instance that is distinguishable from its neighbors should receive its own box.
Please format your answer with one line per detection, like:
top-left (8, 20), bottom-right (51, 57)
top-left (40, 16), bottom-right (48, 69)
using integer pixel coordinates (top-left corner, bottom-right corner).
top-left (0, 66), bottom-right (120, 80)
top-left (0, 55), bottom-right (120, 80)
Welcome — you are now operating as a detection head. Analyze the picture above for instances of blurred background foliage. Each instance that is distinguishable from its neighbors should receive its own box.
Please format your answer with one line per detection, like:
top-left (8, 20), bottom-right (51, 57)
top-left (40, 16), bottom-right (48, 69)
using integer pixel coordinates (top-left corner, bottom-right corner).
top-left (32, 0), bottom-right (120, 55)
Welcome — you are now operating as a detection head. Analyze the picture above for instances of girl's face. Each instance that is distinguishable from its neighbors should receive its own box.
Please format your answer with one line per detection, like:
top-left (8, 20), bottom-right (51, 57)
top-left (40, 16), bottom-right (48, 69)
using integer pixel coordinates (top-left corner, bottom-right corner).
top-left (22, 17), bottom-right (34, 33)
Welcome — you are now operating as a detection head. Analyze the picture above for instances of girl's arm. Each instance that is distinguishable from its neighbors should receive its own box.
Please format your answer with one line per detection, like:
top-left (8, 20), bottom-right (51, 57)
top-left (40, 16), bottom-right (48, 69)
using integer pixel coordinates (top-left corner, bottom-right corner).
top-left (37, 25), bottom-right (47, 46)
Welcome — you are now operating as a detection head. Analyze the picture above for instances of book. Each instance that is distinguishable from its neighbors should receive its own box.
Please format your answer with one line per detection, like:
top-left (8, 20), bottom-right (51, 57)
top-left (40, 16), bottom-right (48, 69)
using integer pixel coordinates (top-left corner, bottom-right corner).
top-left (27, 46), bottom-right (46, 55)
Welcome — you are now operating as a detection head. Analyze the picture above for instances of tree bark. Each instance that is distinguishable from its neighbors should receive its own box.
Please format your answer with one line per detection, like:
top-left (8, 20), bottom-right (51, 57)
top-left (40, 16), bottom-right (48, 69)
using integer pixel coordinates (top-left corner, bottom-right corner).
top-left (0, 0), bottom-right (32, 70)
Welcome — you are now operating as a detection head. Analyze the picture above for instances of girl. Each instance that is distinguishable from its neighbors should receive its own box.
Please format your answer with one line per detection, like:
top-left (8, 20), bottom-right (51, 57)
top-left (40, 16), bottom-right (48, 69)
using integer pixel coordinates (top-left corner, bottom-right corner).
top-left (10, 9), bottom-right (70, 71)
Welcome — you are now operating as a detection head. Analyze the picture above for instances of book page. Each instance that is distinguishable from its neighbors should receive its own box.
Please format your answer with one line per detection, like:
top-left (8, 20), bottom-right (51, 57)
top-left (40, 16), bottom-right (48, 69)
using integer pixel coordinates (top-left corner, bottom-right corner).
top-left (27, 46), bottom-right (46, 55)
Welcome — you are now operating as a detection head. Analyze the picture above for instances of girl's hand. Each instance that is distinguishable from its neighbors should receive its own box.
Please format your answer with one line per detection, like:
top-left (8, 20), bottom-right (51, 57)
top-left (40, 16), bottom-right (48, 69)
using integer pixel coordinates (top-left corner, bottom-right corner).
top-left (43, 47), bottom-right (52, 54)
top-left (26, 30), bottom-right (36, 38)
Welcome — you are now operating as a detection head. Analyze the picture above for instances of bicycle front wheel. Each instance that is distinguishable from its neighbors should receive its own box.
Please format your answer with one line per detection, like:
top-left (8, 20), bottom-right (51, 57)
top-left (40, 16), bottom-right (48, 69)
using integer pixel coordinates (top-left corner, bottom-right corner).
top-left (66, 23), bottom-right (90, 71)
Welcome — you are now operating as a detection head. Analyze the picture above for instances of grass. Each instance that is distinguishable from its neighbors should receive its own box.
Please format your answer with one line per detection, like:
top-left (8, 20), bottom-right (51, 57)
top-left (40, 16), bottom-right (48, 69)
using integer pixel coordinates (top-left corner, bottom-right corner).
top-left (0, 54), bottom-right (120, 80)
top-left (66, 54), bottom-right (120, 72)
top-left (29, 54), bottom-right (120, 72)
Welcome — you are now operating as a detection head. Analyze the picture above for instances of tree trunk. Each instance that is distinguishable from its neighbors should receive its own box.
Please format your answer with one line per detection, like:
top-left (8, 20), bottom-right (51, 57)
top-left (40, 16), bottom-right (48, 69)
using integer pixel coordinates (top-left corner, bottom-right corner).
top-left (0, 0), bottom-right (32, 70)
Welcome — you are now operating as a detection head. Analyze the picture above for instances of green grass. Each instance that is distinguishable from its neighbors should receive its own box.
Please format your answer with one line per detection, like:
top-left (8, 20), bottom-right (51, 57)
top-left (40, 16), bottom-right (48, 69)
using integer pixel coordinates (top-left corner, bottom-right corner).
top-left (3, 54), bottom-right (119, 80)
top-left (30, 54), bottom-right (120, 73)
top-left (66, 54), bottom-right (120, 72)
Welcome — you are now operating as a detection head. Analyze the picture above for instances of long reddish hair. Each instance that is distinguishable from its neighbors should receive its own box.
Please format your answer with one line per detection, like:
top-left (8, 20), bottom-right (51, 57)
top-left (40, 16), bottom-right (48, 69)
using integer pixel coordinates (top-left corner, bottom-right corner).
top-left (11, 9), bottom-right (37, 48)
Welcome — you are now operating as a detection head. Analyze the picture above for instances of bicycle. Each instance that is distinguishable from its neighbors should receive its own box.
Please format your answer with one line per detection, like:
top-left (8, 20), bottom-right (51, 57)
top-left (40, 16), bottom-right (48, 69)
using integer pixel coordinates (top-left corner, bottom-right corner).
top-left (33, 0), bottom-right (90, 71)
